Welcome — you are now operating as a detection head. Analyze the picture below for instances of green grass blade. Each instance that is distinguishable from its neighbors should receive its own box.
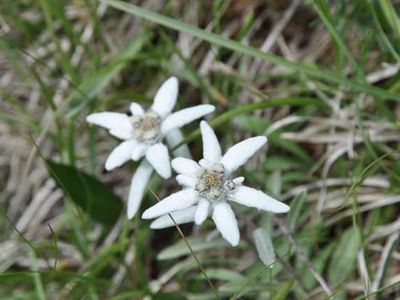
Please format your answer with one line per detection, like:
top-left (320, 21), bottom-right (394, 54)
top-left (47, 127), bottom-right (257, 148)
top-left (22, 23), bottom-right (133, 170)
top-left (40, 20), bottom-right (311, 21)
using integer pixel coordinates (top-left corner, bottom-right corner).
top-left (29, 250), bottom-right (46, 300)
top-left (59, 33), bottom-right (148, 118)
top-left (364, 0), bottom-right (400, 61)
top-left (38, 0), bottom-right (79, 83)
top-left (379, 0), bottom-right (400, 43)
top-left (174, 97), bottom-right (325, 149)
top-left (99, 0), bottom-right (400, 101)
top-left (312, 0), bottom-right (359, 73)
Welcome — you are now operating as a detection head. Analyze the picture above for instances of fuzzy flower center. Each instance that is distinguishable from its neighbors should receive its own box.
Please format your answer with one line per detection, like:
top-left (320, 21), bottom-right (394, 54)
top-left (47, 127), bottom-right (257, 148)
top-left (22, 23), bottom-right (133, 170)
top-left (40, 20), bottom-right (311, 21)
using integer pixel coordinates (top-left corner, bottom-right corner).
top-left (130, 111), bottom-right (161, 144)
top-left (195, 163), bottom-right (236, 202)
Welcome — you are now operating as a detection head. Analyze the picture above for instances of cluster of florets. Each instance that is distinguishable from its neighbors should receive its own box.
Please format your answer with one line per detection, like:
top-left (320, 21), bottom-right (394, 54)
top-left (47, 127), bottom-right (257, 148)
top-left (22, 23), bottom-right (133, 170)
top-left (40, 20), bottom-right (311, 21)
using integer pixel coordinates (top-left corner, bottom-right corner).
top-left (195, 163), bottom-right (239, 202)
top-left (131, 110), bottom-right (161, 144)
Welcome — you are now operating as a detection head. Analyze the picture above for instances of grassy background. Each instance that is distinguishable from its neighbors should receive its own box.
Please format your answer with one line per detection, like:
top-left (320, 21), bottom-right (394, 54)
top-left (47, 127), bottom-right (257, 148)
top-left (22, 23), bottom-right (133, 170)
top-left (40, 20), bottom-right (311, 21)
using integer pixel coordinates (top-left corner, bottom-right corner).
top-left (1, 0), bottom-right (400, 299)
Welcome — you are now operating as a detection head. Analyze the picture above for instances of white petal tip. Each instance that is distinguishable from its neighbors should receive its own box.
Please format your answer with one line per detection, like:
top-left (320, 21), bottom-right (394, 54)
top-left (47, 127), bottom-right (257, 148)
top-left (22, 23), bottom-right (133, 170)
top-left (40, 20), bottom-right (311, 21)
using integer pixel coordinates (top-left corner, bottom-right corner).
top-left (171, 157), bottom-right (200, 174)
top-left (127, 210), bottom-right (135, 220)
top-left (141, 210), bottom-right (152, 219)
top-left (197, 105), bottom-right (215, 117)
top-left (145, 143), bottom-right (171, 179)
top-left (127, 202), bottom-right (141, 219)
top-left (194, 216), bottom-right (207, 225)
top-left (104, 158), bottom-right (124, 171)
top-left (230, 240), bottom-right (239, 247)
top-left (256, 136), bottom-right (268, 145)
top-left (104, 164), bottom-right (114, 171)
top-left (194, 217), bottom-right (206, 226)
top-left (200, 120), bottom-right (210, 129)
top-left (199, 159), bottom-right (209, 168)
top-left (130, 103), bottom-right (144, 116)
top-left (86, 114), bottom-right (95, 123)
top-left (222, 234), bottom-right (240, 247)
top-left (204, 105), bottom-right (215, 113)
top-left (169, 76), bottom-right (178, 83)
top-left (259, 205), bottom-right (290, 214)
top-left (233, 177), bottom-right (244, 184)
top-left (212, 203), bottom-right (240, 247)
top-left (232, 186), bottom-right (290, 214)
top-left (85, 113), bottom-right (106, 124)
top-left (159, 171), bottom-right (172, 179)
top-left (171, 158), bottom-right (179, 167)
top-left (150, 220), bottom-right (161, 229)
top-left (164, 76), bottom-right (179, 90)
top-left (221, 136), bottom-right (268, 172)
top-left (279, 204), bottom-right (290, 213)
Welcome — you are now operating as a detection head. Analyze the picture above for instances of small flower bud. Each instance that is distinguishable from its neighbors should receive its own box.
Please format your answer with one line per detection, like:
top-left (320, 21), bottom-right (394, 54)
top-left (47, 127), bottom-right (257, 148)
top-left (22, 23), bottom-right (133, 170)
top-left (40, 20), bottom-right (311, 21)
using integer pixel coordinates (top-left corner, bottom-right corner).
top-left (224, 180), bottom-right (236, 191)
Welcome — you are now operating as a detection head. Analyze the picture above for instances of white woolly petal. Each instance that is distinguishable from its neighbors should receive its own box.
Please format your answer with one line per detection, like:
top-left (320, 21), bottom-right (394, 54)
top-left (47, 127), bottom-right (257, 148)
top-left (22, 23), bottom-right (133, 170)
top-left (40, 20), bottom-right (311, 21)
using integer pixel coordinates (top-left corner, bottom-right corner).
top-left (171, 157), bottom-right (200, 175)
top-left (221, 136), bottom-right (267, 173)
top-left (176, 174), bottom-right (197, 188)
top-left (142, 190), bottom-right (199, 219)
top-left (161, 105), bottom-right (215, 135)
top-left (200, 121), bottom-right (221, 164)
top-left (109, 128), bottom-right (132, 140)
top-left (233, 177), bottom-right (244, 184)
top-left (145, 143), bottom-right (171, 179)
top-left (105, 140), bottom-right (136, 171)
top-left (86, 112), bottom-right (131, 131)
top-left (199, 159), bottom-right (211, 168)
top-left (130, 102), bottom-right (144, 116)
top-left (165, 128), bottom-right (192, 159)
top-left (231, 185), bottom-right (290, 213)
top-left (131, 143), bottom-right (148, 161)
top-left (212, 203), bottom-right (240, 247)
top-left (194, 199), bottom-right (209, 225)
top-left (86, 112), bottom-right (132, 140)
top-left (151, 77), bottom-right (178, 117)
top-left (127, 160), bottom-right (153, 219)
top-left (150, 207), bottom-right (196, 229)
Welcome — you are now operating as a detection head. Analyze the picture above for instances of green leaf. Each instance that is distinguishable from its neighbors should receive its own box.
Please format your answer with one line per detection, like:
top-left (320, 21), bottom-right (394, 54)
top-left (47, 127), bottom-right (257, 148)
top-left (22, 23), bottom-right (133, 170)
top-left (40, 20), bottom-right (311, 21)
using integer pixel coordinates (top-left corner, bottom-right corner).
top-left (287, 191), bottom-right (307, 231)
top-left (306, 244), bottom-right (334, 289)
top-left (157, 237), bottom-right (230, 260)
top-left (328, 227), bottom-right (361, 284)
top-left (272, 279), bottom-right (295, 300)
top-left (270, 137), bottom-right (313, 163)
top-left (265, 156), bottom-right (306, 172)
top-left (0, 272), bottom-right (32, 282)
top-left (153, 293), bottom-right (186, 300)
top-left (198, 268), bottom-right (246, 282)
top-left (267, 171), bottom-right (282, 196)
top-left (46, 160), bottom-right (123, 226)
top-left (233, 115), bottom-right (269, 135)
top-left (252, 228), bottom-right (276, 266)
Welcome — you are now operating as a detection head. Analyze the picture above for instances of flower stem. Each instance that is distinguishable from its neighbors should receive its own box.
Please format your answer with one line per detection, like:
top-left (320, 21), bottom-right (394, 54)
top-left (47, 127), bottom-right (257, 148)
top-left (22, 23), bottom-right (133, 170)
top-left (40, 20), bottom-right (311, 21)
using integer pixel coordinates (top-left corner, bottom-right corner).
top-left (148, 188), bottom-right (220, 299)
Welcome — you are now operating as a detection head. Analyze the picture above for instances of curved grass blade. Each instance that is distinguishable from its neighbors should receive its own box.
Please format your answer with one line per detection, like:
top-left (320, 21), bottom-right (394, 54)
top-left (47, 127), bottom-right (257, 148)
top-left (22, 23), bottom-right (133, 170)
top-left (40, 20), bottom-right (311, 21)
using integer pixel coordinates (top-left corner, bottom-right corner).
top-left (174, 97), bottom-right (325, 149)
top-left (99, 0), bottom-right (400, 101)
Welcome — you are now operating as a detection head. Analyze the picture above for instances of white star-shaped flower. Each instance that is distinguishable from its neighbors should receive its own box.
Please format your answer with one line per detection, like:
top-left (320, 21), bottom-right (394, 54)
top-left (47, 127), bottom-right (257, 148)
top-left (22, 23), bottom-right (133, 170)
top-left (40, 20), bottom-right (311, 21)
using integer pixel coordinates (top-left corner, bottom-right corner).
top-left (142, 121), bottom-right (290, 246)
top-left (86, 77), bottom-right (215, 218)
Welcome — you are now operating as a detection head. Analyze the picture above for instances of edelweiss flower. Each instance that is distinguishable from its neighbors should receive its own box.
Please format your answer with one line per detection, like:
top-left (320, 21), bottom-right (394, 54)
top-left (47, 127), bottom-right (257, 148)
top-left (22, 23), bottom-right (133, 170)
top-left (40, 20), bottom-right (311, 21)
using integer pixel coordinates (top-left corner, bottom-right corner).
top-left (86, 77), bottom-right (215, 218)
top-left (142, 121), bottom-right (290, 246)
